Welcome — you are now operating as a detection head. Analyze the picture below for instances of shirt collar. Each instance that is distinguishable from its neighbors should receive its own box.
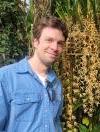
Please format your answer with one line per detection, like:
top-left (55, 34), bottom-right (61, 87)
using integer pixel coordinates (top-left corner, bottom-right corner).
top-left (47, 68), bottom-right (57, 83)
top-left (16, 56), bottom-right (57, 83)
top-left (16, 56), bottom-right (33, 74)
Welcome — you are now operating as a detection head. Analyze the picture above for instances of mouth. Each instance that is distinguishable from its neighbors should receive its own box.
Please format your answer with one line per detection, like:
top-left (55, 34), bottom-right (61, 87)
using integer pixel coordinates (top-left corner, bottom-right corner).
top-left (46, 52), bottom-right (58, 57)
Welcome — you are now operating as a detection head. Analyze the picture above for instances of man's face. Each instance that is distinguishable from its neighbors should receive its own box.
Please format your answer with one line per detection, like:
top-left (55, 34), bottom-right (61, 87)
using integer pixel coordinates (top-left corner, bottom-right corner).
top-left (33, 27), bottom-right (65, 66)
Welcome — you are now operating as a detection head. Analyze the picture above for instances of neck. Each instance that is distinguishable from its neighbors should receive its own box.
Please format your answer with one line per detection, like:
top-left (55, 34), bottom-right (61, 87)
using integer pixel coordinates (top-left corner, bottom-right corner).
top-left (28, 55), bottom-right (49, 77)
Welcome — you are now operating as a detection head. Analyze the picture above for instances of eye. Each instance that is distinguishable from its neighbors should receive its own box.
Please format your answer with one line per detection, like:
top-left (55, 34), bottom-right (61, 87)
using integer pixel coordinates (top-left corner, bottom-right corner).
top-left (58, 41), bottom-right (65, 47)
top-left (45, 38), bottom-right (54, 43)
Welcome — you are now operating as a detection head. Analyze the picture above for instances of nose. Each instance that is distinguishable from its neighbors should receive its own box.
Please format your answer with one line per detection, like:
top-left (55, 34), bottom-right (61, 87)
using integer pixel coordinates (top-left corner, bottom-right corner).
top-left (50, 42), bottom-right (58, 51)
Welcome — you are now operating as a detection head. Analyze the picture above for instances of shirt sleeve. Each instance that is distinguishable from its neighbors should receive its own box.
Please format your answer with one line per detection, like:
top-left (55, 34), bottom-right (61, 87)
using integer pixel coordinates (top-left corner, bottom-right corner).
top-left (0, 78), bottom-right (9, 131)
top-left (55, 96), bottom-right (63, 132)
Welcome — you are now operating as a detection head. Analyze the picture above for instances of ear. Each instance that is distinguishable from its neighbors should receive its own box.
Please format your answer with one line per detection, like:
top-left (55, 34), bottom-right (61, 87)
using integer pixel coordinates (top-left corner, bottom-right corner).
top-left (32, 38), bottom-right (39, 48)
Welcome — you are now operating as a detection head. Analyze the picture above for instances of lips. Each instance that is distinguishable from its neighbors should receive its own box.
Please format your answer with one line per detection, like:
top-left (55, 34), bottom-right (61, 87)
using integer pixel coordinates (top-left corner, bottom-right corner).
top-left (46, 52), bottom-right (58, 57)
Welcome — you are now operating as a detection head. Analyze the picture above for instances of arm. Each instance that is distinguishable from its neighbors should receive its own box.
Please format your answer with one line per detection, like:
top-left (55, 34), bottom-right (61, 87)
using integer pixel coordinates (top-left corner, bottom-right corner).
top-left (55, 96), bottom-right (63, 132)
top-left (0, 79), bottom-right (9, 131)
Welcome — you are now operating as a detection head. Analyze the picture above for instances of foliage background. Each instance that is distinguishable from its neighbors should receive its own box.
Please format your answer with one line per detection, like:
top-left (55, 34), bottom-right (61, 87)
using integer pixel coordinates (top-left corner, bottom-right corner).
top-left (0, 0), bottom-right (28, 66)
top-left (0, 0), bottom-right (100, 131)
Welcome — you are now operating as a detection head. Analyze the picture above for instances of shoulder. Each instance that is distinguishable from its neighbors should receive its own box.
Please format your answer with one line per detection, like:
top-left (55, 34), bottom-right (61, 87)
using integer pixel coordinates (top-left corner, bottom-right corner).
top-left (0, 63), bottom-right (17, 80)
top-left (0, 63), bottom-right (18, 99)
top-left (0, 62), bottom-right (17, 71)
top-left (0, 57), bottom-right (26, 81)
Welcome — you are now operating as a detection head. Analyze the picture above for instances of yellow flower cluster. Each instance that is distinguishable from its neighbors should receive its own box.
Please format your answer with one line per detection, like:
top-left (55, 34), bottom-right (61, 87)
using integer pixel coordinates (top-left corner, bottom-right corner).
top-left (54, 18), bottom-right (100, 131)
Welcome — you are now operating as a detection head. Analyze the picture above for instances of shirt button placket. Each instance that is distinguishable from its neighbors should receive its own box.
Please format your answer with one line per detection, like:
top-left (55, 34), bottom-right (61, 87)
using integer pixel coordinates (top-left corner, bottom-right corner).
top-left (44, 92), bottom-right (49, 132)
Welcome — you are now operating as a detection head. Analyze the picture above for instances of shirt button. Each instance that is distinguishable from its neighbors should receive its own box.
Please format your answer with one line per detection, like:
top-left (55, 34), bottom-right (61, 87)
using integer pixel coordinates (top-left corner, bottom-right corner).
top-left (45, 109), bottom-right (47, 112)
top-left (45, 94), bottom-right (47, 97)
top-left (26, 97), bottom-right (30, 101)
top-left (45, 124), bottom-right (48, 128)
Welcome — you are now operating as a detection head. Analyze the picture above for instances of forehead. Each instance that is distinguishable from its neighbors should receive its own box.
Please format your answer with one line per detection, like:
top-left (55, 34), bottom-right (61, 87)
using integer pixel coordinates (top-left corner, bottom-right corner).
top-left (40, 27), bottom-right (65, 40)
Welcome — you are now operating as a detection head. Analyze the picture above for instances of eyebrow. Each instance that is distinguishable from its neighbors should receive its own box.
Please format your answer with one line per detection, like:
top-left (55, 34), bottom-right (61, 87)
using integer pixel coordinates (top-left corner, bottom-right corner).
top-left (45, 36), bottom-right (65, 42)
top-left (58, 40), bottom-right (65, 42)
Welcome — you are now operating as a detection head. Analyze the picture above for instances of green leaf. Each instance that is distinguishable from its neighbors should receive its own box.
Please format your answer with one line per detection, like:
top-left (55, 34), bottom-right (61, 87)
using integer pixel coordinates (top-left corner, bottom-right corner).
top-left (82, 117), bottom-right (89, 126)
top-left (79, 124), bottom-right (89, 132)
top-left (92, 124), bottom-right (100, 132)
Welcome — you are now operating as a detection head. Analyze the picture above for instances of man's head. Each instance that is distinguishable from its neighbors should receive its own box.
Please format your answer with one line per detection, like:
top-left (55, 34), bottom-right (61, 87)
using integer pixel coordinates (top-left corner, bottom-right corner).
top-left (33, 16), bottom-right (68, 41)
top-left (32, 16), bottom-right (68, 67)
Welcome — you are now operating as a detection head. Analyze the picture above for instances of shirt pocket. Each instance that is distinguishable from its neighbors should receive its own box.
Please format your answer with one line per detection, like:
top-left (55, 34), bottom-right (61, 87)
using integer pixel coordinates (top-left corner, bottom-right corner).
top-left (13, 93), bottom-right (42, 122)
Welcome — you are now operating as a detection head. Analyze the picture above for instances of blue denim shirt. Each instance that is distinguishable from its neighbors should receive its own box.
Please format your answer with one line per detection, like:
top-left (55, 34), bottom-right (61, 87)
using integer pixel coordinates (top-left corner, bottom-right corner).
top-left (0, 57), bottom-right (63, 132)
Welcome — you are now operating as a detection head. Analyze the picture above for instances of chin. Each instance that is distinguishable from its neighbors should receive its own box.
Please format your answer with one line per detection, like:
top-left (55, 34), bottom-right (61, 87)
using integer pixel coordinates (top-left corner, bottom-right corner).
top-left (49, 60), bottom-right (56, 64)
top-left (45, 60), bottom-right (55, 66)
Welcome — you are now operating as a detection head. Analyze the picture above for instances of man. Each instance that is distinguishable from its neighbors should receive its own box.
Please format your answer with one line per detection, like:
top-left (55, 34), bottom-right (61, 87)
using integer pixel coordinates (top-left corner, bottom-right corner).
top-left (0, 16), bottom-right (68, 132)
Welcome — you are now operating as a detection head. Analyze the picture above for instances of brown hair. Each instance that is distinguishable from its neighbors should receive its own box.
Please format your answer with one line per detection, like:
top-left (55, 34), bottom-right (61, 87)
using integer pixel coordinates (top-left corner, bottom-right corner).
top-left (33, 16), bottom-right (68, 41)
